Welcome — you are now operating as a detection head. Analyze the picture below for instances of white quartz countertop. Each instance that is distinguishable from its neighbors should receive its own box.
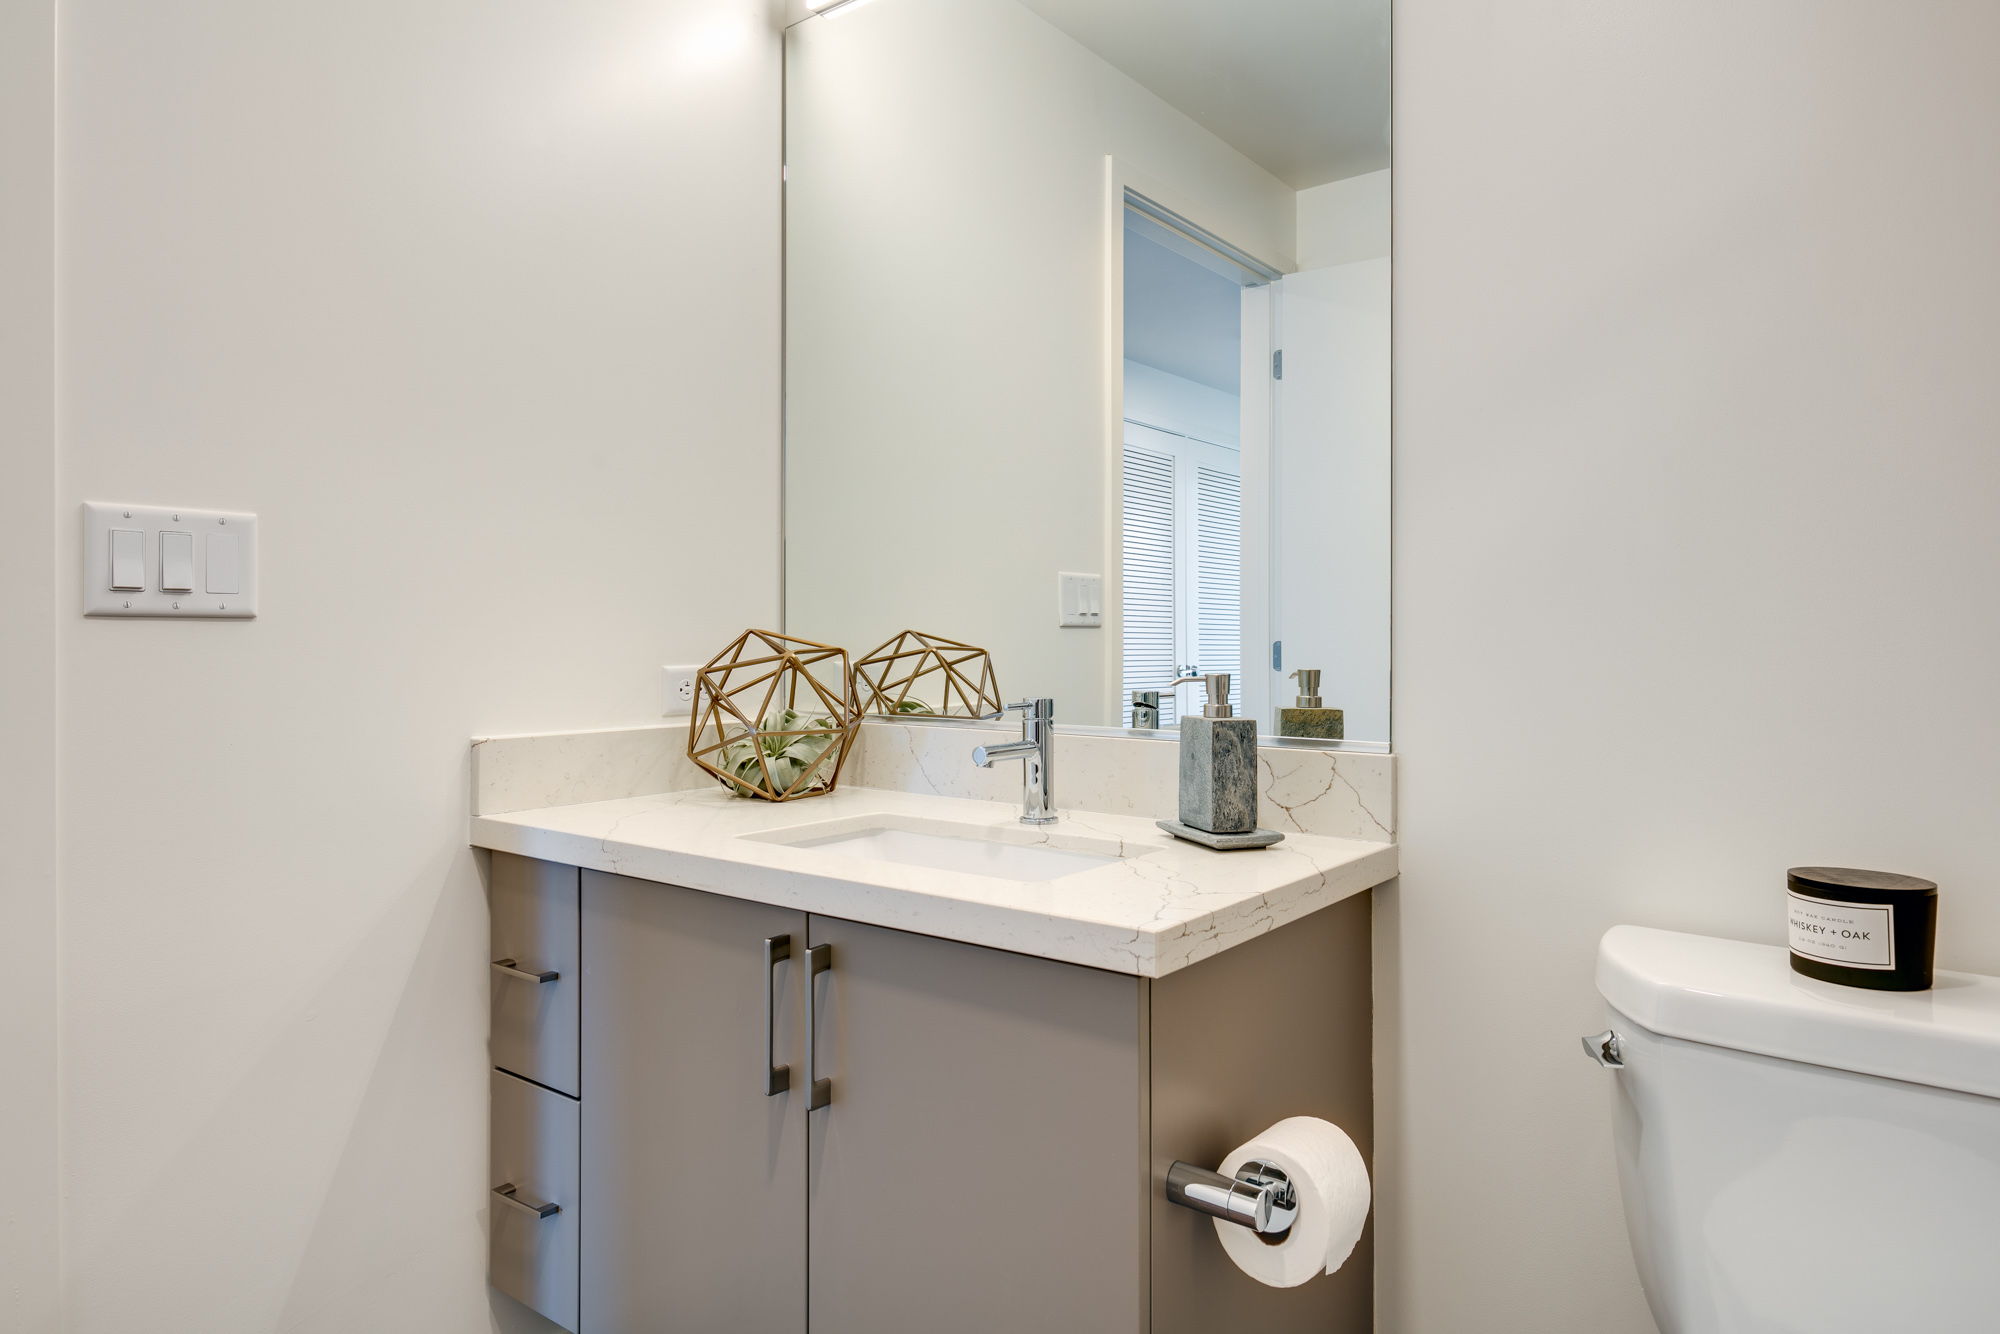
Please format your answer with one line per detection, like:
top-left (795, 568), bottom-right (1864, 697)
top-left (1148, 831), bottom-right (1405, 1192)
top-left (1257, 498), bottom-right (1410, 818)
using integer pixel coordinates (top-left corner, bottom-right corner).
top-left (471, 786), bottom-right (1397, 978)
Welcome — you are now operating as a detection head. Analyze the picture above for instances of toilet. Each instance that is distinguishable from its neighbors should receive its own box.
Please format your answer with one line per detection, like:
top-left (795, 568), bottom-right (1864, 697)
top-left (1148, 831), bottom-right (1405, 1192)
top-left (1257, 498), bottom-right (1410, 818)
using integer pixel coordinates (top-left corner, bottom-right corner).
top-left (1589, 925), bottom-right (2000, 1334)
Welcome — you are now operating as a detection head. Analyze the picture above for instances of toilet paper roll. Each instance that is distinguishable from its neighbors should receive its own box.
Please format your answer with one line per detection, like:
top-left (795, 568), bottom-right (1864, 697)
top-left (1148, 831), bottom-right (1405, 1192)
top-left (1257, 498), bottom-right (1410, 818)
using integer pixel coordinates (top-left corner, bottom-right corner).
top-left (1212, 1116), bottom-right (1371, 1288)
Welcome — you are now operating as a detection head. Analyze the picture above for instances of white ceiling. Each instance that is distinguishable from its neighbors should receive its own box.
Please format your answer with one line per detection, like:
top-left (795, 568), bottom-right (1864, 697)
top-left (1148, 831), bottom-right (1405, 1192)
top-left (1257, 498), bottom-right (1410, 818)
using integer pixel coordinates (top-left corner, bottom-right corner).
top-left (1124, 228), bottom-right (1242, 395)
top-left (1017, 0), bottom-right (1390, 189)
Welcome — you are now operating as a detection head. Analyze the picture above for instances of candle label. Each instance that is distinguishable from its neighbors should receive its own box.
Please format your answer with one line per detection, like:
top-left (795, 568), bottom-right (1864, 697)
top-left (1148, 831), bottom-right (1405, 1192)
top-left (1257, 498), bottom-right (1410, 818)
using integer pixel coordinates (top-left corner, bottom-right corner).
top-left (1788, 892), bottom-right (1895, 969)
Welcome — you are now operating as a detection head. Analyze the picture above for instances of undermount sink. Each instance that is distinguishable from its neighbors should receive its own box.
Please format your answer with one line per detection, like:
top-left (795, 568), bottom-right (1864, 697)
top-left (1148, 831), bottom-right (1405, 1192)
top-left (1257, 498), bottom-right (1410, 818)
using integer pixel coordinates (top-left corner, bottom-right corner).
top-left (788, 827), bottom-right (1120, 883)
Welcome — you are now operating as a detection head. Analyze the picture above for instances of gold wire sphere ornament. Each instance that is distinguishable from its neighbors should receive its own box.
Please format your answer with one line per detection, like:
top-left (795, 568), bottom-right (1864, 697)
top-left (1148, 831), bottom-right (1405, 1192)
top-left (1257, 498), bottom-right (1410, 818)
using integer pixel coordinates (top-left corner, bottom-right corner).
top-left (851, 630), bottom-right (1003, 719)
top-left (687, 630), bottom-right (861, 801)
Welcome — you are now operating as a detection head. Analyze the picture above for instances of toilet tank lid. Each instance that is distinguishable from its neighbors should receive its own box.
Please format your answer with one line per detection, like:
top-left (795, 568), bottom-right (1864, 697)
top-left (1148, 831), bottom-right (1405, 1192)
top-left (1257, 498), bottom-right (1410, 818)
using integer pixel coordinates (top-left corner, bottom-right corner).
top-left (1597, 926), bottom-right (2000, 1100)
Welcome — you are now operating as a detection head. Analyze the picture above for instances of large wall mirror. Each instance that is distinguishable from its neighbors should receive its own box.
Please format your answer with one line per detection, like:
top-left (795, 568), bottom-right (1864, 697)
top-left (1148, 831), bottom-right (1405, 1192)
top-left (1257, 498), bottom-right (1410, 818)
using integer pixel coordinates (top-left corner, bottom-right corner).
top-left (783, 0), bottom-right (1390, 746)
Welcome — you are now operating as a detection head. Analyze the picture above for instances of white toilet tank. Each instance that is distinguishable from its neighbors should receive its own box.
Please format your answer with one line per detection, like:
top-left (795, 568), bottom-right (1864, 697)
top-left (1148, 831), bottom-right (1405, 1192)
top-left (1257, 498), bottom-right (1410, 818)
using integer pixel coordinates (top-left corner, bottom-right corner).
top-left (1593, 925), bottom-right (2000, 1334)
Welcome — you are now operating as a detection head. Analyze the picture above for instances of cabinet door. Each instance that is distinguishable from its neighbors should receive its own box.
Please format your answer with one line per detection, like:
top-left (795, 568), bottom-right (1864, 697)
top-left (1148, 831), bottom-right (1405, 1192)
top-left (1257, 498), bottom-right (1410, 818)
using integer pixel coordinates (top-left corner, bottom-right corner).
top-left (1148, 892), bottom-right (1374, 1334)
top-left (580, 871), bottom-right (808, 1334)
top-left (806, 915), bottom-right (1147, 1334)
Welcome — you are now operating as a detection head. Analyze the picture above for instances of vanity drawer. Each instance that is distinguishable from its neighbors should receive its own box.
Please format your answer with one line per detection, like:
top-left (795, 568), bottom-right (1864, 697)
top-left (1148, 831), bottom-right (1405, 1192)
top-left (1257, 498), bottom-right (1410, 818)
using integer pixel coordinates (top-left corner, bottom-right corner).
top-left (491, 1067), bottom-right (580, 1331)
top-left (491, 852), bottom-right (580, 1096)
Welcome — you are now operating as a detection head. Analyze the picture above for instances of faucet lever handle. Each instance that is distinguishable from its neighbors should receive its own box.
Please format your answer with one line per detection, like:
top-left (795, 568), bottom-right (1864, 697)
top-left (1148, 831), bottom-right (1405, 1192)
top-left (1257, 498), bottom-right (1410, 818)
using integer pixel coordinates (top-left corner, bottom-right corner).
top-left (1005, 698), bottom-right (1054, 719)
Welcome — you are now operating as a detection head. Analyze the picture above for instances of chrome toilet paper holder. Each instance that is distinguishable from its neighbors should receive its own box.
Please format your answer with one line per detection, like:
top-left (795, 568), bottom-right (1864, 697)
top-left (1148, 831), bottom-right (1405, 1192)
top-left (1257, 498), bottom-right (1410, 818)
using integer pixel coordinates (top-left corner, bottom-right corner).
top-left (1166, 1159), bottom-right (1299, 1235)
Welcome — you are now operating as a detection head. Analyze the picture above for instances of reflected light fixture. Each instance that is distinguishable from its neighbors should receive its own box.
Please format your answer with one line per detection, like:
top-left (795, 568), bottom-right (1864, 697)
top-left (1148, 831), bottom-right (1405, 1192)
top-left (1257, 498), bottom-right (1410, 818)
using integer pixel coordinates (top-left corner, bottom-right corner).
top-left (808, 0), bottom-right (880, 18)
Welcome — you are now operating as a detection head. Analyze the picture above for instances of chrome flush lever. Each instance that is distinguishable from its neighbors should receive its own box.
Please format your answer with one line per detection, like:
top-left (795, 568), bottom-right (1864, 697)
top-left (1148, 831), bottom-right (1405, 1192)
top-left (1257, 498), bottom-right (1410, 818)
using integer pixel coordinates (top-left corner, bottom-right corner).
top-left (1580, 1029), bottom-right (1625, 1069)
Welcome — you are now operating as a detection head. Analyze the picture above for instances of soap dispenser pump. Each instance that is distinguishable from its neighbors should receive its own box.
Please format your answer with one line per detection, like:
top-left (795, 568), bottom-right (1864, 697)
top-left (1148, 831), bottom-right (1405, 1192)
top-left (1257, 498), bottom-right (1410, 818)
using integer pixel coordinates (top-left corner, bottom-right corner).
top-left (1156, 673), bottom-right (1283, 850)
top-left (1173, 672), bottom-right (1238, 721)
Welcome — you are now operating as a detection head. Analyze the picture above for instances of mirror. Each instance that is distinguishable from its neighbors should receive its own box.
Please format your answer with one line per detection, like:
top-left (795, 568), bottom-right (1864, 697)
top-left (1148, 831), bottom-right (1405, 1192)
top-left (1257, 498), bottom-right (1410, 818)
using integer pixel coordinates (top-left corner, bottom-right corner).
top-left (783, 0), bottom-right (1390, 746)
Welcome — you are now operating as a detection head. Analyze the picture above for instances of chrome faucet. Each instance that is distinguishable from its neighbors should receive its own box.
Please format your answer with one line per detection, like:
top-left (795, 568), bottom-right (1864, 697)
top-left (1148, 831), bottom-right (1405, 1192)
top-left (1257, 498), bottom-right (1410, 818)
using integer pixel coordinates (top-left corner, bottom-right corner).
top-left (973, 698), bottom-right (1057, 824)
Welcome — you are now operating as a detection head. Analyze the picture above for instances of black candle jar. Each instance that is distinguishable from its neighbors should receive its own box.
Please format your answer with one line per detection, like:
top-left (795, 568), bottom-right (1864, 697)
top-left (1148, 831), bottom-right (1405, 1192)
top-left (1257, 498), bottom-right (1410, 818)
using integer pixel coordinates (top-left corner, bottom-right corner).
top-left (1787, 866), bottom-right (1937, 992)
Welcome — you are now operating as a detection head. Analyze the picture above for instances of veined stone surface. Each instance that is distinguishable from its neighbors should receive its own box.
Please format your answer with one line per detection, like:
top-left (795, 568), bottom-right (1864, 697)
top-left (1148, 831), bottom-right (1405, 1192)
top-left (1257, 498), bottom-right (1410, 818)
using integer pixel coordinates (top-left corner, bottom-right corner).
top-left (472, 718), bottom-right (1396, 840)
top-left (471, 722), bottom-right (709, 816)
top-left (1176, 716), bottom-right (1259, 833)
top-left (1278, 707), bottom-right (1346, 740)
top-left (852, 719), bottom-right (1396, 843)
top-left (471, 786), bottom-right (1395, 978)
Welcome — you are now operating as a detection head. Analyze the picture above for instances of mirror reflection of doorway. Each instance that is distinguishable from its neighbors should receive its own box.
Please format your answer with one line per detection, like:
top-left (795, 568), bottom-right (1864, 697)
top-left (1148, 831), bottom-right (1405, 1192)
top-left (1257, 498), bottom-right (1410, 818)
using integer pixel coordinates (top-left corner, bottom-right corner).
top-left (1116, 186), bottom-right (1391, 740)
top-left (1119, 200), bottom-right (1256, 727)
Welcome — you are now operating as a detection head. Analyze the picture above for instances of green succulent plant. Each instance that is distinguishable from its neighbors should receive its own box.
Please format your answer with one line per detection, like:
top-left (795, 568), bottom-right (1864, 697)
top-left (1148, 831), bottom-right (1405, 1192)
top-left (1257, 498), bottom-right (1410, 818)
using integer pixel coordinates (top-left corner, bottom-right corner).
top-left (718, 707), bottom-right (841, 798)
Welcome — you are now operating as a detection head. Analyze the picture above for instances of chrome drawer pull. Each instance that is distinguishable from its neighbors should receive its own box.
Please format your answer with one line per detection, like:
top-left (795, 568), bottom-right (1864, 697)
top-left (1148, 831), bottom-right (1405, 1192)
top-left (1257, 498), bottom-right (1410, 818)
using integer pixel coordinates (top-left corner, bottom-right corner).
top-left (493, 1183), bottom-right (560, 1219)
top-left (492, 958), bottom-right (558, 984)
top-left (806, 943), bottom-right (832, 1111)
top-left (765, 935), bottom-right (792, 1096)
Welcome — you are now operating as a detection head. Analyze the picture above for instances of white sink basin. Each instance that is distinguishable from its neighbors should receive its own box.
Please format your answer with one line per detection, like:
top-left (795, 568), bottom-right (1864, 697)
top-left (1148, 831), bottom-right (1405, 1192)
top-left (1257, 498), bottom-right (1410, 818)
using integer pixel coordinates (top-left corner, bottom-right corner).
top-left (788, 827), bottom-right (1120, 883)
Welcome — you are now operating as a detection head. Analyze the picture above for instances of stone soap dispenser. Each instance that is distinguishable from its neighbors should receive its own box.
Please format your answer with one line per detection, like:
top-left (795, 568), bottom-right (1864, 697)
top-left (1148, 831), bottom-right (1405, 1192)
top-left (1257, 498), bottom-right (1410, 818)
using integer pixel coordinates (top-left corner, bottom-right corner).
top-left (1278, 668), bottom-right (1344, 739)
top-left (1155, 673), bottom-right (1284, 850)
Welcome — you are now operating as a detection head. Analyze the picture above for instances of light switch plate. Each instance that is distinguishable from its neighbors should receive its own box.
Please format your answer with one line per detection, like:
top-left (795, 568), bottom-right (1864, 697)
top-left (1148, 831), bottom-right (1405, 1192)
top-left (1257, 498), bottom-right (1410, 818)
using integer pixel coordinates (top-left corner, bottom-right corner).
top-left (82, 502), bottom-right (258, 618)
top-left (1058, 572), bottom-right (1103, 628)
top-left (661, 665), bottom-right (698, 716)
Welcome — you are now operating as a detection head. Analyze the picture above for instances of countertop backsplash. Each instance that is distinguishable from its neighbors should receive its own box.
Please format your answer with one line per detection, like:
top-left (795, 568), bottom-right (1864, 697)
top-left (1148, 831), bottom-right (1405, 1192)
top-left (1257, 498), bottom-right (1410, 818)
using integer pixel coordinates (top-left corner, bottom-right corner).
top-left (473, 718), bottom-right (1394, 843)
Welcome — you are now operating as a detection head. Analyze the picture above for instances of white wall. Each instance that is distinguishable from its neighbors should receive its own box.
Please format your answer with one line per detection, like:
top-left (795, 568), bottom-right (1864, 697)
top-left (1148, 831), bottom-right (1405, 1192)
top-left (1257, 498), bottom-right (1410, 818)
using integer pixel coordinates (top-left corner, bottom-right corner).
top-left (1386, 3), bottom-right (2000, 1331)
top-left (0, 3), bottom-right (60, 1330)
top-left (784, 0), bottom-right (1292, 723)
top-left (1123, 359), bottom-right (1239, 448)
top-left (1298, 168), bottom-right (1390, 269)
top-left (49, 1), bottom-right (781, 1329)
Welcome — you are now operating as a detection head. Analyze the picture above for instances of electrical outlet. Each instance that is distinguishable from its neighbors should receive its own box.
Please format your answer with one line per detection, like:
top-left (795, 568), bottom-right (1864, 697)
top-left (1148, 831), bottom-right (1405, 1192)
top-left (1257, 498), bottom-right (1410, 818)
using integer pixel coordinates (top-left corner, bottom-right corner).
top-left (662, 665), bottom-right (698, 716)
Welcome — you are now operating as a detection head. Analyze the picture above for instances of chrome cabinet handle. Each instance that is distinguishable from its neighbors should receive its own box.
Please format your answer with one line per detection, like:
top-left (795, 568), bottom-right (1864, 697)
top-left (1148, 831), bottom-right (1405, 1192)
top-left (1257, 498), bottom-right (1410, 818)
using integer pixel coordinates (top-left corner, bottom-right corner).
top-left (493, 1183), bottom-right (560, 1219)
top-left (492, 958), bottom-right (558, 984)
top-left (1581, 1030), bottom-right (1625, 1069)
top-left (1166, 1160), bottom-right (1299, 1235)
top-left (765, 935), bottom-right (792, 1096)
top-left (806, 943), bottom-right (832, 1111)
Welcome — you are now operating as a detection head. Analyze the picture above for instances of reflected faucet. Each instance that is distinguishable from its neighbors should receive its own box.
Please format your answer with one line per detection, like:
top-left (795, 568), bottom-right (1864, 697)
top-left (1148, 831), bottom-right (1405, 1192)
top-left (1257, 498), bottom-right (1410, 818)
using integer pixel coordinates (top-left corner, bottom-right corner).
top-left (973, 698), bottom-right (1057, 825)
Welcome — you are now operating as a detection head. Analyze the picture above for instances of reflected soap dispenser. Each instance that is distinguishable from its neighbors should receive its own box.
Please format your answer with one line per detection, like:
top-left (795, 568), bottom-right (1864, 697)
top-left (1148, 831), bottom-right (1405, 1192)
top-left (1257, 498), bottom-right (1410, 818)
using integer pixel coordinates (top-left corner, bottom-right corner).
top-left (1156, 674), bottom-right (1283, 850)
top-left (1278, 669), bottom-right (1344, 739)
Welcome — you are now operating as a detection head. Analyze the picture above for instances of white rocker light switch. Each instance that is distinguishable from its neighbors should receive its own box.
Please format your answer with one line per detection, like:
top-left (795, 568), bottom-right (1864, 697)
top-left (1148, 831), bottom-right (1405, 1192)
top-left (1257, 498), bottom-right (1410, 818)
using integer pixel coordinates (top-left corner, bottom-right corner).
top-left (109, 530), bottom-right (145, 591)
top-left (160, 531), bottom-right (195, 593)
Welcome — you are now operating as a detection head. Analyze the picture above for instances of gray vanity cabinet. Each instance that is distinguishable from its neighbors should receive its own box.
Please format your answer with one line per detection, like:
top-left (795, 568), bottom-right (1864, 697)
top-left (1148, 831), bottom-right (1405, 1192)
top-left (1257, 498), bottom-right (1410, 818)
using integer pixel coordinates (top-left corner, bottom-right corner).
top-left (578, 869), bottom-right (809, 1333)
top-left (490, 855), bottom-right (1372, 1334)
top-left (804, 915), bottom-right (1147, 1334)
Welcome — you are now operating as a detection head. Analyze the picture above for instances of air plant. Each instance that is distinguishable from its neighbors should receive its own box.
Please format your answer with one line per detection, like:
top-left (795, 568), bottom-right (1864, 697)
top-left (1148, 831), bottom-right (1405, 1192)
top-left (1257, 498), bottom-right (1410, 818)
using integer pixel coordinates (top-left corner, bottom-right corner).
top-left (718, 707), bottom-right (841, 798)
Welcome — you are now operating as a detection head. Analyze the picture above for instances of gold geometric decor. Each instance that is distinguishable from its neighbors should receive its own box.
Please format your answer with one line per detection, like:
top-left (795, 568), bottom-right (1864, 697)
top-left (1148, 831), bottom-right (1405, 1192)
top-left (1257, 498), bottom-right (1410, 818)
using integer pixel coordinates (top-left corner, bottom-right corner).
top-left (851, 630), bottom-right (1003, 719)
top-left (687, 630), bottom-right (860, 801)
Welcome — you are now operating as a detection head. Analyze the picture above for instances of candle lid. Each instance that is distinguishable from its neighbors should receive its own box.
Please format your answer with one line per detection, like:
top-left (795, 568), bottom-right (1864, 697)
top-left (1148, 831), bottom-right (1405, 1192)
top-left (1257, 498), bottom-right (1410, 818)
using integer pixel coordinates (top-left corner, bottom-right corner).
top-left (1788, 866), bottom-right (1937, 896)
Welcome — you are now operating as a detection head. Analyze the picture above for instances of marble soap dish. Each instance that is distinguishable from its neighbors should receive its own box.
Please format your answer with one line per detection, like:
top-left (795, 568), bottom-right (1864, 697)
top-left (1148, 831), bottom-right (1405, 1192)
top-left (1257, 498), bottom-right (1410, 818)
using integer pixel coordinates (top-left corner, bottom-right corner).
top-left (1156, 820), bottom-right (1285, 851)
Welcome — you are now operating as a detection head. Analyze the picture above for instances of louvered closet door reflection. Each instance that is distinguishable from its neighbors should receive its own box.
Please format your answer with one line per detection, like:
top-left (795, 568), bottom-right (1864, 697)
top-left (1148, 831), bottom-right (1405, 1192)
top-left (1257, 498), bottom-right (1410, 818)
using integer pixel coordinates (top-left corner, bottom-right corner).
top-left (1122, 443), bottom-right (1178, 727)
top-left (1122, 427), bottom-right (1244, 725)
top-left (1195, 465), bottom-right (1242, 715)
